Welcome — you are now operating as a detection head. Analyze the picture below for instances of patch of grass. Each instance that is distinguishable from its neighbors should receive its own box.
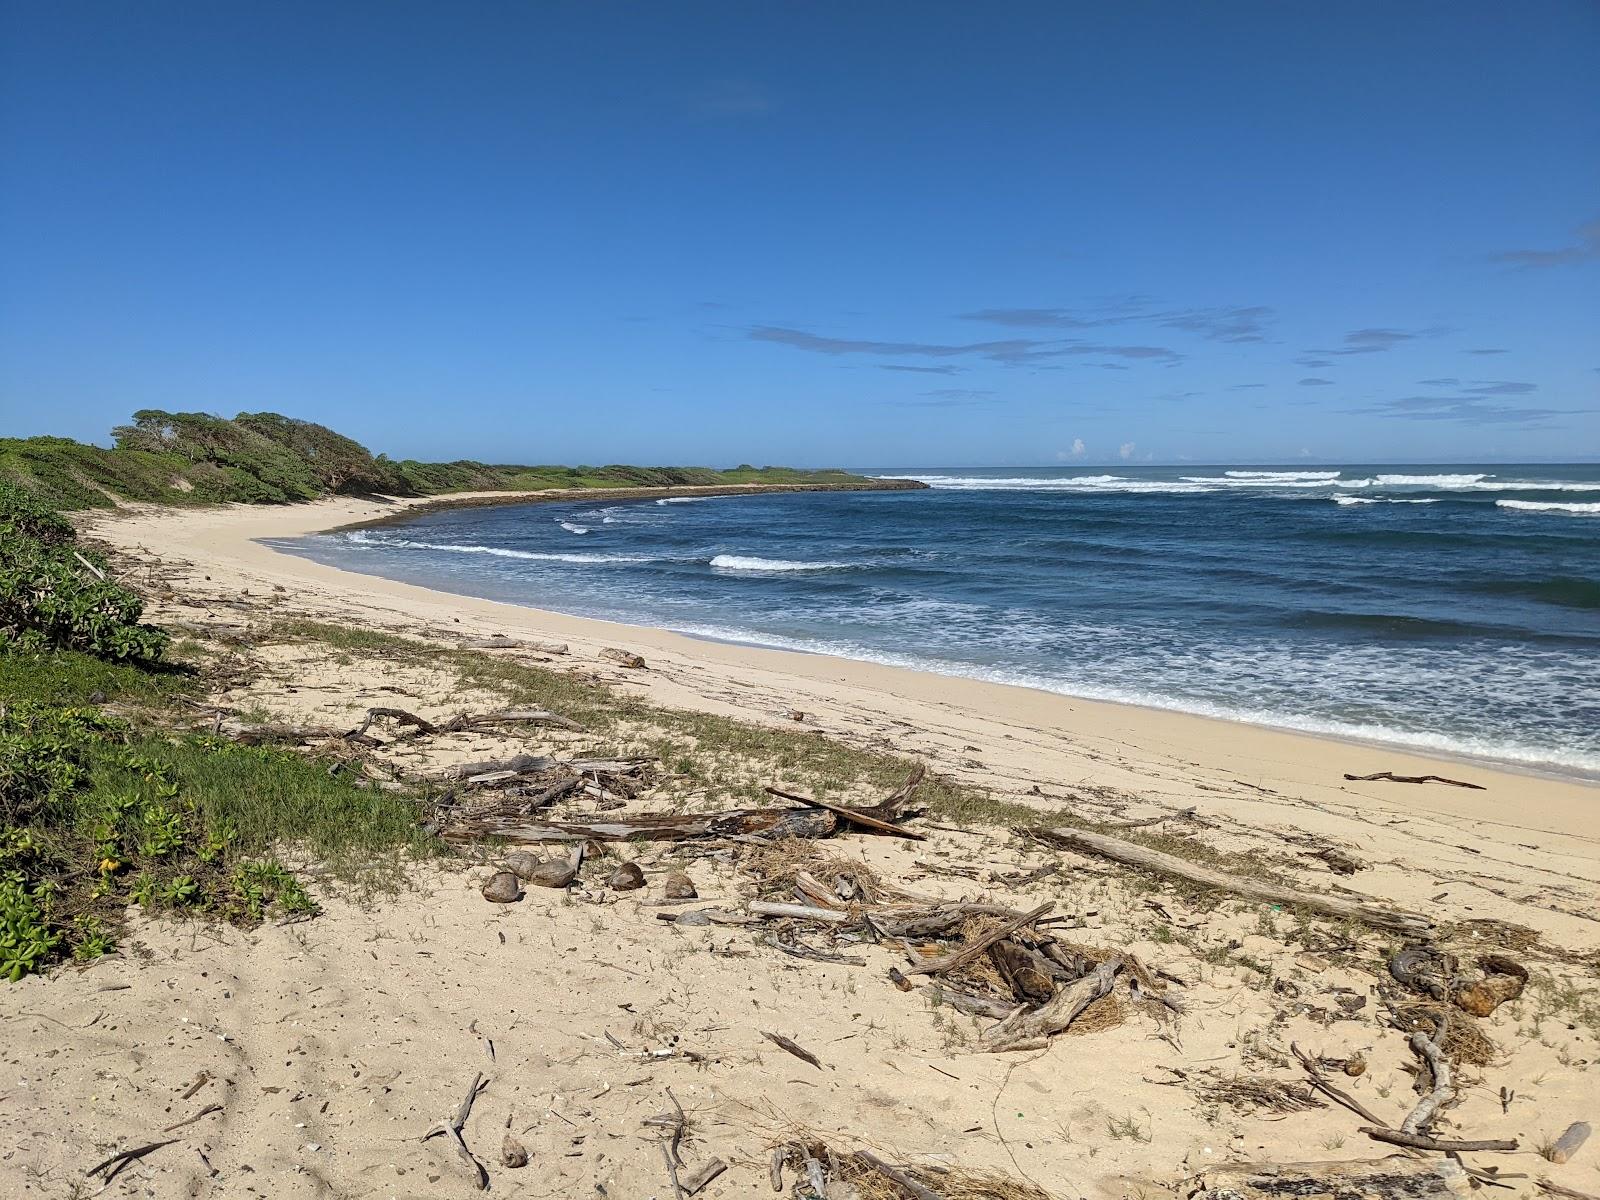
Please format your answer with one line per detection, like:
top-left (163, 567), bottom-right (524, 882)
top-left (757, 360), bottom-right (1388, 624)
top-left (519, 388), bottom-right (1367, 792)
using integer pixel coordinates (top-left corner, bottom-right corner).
top-left (1, 626), bottom-right (435, 980)
top-left (279, 617), bottom-right (1018, 820)
top-left (1105, 1112), bottom-right (1151, 1142)
top-left (0, 646), bottom-right (194, 708)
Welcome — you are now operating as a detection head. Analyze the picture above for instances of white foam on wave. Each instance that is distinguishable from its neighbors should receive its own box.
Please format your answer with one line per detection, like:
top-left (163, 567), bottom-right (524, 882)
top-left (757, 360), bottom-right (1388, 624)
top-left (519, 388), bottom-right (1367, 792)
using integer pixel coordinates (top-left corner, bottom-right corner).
top-left (1497, 500), bottom-right (1600, 515)
top-left (558, 521), bottom-right (589, 534)
top-left (1333, 495), bottom-right (1439, 506)
top-left (1185, 475), bottom-right (1343, 488)
top-left (656, 495), bottom-right (708, 505)
top-left (886, 471), bottom-right (1600, 497)
top-left (344, 532), bottom-right (652, 564)
top-left (886, 474), bottom-right (1214, 493)
top-left (666, 621), bottom-right (1600, 775)
top-left (1373, 473), bottom-right (1486, 486)
top-left (709, 554), bottom-right (852, 573)
top-left (1224, 470), bottom-right (1341, 480)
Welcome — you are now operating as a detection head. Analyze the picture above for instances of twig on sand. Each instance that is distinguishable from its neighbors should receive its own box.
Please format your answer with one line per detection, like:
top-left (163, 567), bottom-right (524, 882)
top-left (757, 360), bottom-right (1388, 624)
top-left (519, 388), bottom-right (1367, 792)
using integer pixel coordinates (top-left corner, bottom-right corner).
top-left (1344, 770), bottom-right (1485, 790)
top-left (86, 1140), bottom-right (178, 1187)
top-left (162, 1103), bottom-right (222, 1133)
top-left (422, 1072), bottom-right (490, 1189)
top-left (762, 1031), bottom-right (824, 1070)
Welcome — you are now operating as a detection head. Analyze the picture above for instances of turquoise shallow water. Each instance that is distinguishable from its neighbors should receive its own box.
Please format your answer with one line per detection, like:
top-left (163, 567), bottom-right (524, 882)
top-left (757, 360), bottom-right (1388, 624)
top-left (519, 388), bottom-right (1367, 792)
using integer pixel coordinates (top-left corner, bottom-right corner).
top-left (275, 464), bottom-right (1600, 777)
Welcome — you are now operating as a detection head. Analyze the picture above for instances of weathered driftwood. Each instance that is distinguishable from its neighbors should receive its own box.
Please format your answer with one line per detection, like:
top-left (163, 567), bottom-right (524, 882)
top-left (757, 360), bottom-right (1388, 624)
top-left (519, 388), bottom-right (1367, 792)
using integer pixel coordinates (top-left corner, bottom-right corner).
top-left (440, 754), bottom-right (652, 782)
top-left (446, 806), bottom-right (839, 844)
top-left (1400, 1024), bottom-right (1455, 1136)
top-left (903, 903), bottom-right (1053, 979)
top-left (448, 763), bottom-right (925, 844)
top-left (762, 1031), bottom-right (823, 1069)
top-left (749, 900), bottom-right (855, 924)
top-left (680, 1158), bottom-right (726, 1195)
top-left (1547, 1122), bottom-right (1591, 1165)
top-left (230, 722), bottom-right (348, 746)
top-left (1029, 827), bottom-right (1432, 935)
top-left (1344, 770), bottom-right (1485, 791)
top-left (764, 786), bottom-right (925, 840)
top-left (354, 705), bottom-right (585, 738)
top-left (1358, 1127), bottom-right (1518, 1153)
top-left (853, 1152), bottom-right (944, 1200)
top-left (422, 1072), bottom-right (489, 1190)
top-left (1185, 1156), bottom-right (1471, 1200)
top-left (1539, 1181), bottom-right (1600, 1200)
top-left (461, 635), bottom-right (568, 654)
top-left (601, 647), bottom-right (646, 669)
top-left (981, 955), bottom-right (1123, 1051)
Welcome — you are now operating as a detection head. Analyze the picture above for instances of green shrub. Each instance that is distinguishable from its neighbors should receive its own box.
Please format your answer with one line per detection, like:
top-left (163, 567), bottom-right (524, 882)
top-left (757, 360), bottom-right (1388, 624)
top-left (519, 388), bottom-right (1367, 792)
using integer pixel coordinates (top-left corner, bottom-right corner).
top-left (0, 480), bottom-right (168, 662)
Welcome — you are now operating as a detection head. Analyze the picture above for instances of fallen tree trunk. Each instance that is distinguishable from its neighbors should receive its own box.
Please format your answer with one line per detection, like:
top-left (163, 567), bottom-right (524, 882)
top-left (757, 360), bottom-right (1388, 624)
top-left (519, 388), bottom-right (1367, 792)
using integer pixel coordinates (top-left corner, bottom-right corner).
top-left (1184, 1156), bottom-right (1471, 1200)
top-left (445, 806), bottom-right (841, 843)
top-left (1027, 827), bottom-right (1432, 936)
top-left (439, 754), bottom-right (653, 782)
top-left (354, 706), bottom-right (586, 739)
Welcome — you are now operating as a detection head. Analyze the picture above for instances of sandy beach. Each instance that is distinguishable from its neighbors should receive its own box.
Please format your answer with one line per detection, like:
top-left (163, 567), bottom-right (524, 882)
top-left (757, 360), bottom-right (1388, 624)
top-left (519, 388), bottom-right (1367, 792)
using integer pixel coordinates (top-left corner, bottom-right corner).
top-left (2, 491), bottom-right (1594, 1199)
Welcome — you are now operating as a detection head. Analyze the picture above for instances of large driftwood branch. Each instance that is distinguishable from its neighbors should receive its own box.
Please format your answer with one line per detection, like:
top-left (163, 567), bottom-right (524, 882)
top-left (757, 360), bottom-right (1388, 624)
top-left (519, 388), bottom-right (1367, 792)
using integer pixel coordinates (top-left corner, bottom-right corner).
top-left (1187, 1157), bottom-right (1472, 1200)
top-left (981, 956), bottom-right (1123, 1052)
top-left (354, 705), bottom-right (585, 739)
top-left (764, 786), bottom-right (924, 840)
top-left (1028, 827), bottom-right (1432, 936)
top-left (903, 903), bottom-right (1052, 978)
top-left (1344, 771), bottom-right (1485, 791)
top-left (1358, 1127), bottom-right (1518, 1153)
top-left (446, 806), bottom-right (839, 844)
top-left (446, 763), bottom-right (925, 844)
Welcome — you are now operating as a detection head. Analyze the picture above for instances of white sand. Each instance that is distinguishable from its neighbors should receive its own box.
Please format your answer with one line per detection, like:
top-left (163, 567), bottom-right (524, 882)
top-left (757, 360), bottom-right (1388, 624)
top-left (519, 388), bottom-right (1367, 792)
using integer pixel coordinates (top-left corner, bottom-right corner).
top-left (0, 491), bottom-right (1593, 1199)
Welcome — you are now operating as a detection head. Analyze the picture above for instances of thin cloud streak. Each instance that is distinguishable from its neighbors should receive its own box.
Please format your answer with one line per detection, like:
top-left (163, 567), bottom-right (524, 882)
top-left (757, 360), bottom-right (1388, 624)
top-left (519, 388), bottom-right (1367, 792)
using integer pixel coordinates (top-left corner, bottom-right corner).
top-left (1492, 218), bottom-right (1600, 268)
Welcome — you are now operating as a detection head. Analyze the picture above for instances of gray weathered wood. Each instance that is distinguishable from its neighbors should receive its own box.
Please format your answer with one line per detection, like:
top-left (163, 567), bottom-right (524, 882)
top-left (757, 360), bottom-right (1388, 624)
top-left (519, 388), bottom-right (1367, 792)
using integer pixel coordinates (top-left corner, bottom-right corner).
top-left (1029, 827), bottom-right (1432, 935)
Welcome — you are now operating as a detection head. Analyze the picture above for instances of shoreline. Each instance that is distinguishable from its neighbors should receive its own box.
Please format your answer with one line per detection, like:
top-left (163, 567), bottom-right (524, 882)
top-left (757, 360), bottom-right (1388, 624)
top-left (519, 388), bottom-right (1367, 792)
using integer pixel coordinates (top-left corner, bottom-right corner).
top-left (83, 494), bottom-right (1599, 847)
top-left (283, 532), bottom-right (1597, 786)
top-left (332, 477), bottom-right (927, 531)
top-left (309, 489), bottom-right (1595, 786)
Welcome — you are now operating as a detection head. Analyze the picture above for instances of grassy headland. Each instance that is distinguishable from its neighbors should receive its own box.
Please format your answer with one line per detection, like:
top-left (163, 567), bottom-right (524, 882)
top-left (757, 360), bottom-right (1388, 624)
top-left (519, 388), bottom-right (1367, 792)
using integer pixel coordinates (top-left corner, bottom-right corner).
top-left (0, 408), bottom-right (912, 511)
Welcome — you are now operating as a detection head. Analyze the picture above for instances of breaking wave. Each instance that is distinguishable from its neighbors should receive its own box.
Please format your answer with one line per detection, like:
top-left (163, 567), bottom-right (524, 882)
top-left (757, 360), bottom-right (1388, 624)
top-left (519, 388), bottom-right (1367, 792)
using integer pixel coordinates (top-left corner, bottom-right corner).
top-left (1333, 495), bottom-right (1440, 506)
top-left (709, 554), bottom-right (853, 573)
top-left (1496, 500), bottom-right (1600, 515)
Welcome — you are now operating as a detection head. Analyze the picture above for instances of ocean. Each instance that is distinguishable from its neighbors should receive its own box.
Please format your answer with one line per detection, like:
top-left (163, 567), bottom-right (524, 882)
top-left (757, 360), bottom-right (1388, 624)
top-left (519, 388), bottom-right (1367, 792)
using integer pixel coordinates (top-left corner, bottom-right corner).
top-left (273, 466), bottom-right (1600, 778)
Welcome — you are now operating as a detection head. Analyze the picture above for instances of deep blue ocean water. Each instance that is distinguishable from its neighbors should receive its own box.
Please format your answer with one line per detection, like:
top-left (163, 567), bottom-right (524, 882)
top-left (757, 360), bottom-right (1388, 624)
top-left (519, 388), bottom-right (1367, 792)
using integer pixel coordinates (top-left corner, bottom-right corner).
top-left (274, 466), bottom-right (1600, 777)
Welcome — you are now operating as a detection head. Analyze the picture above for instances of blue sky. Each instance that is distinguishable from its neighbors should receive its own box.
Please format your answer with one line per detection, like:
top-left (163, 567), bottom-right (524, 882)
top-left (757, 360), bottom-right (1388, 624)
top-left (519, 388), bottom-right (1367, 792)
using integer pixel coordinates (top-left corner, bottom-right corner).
top-left (1, 2), bottom-right (1596, 466)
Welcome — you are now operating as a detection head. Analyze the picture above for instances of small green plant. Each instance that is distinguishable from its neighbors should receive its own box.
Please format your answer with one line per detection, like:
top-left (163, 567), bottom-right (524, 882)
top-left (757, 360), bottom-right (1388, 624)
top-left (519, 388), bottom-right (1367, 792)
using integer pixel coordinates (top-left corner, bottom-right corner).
top-left (230, 859), bottom-right (317, 919)
top-left (0, 876), bottom-right (58, 981)
top-left (1106, 1112), bottom-right (1152, 1143)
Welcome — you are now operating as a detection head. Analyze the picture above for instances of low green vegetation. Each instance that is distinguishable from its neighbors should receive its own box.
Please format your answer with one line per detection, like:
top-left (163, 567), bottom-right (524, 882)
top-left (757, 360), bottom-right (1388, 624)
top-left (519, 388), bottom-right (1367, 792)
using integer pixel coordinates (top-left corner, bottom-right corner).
top-left (0, 408), bottom-right (877, 511)
top-left (0, 479), bottom-right (167, 661)
top-left (0, 486), bottom-right (431, 981)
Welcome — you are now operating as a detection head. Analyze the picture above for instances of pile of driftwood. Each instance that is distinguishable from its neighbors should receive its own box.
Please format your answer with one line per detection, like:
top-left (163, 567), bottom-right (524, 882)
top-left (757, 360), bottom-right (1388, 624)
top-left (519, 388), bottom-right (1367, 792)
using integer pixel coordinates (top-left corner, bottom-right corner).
top-left (437, 753), bottom-right (659, 827)
top-left (446, 763), bottom-right (929, 845)
top-left (736, 846), bottom-right (1176, 1052)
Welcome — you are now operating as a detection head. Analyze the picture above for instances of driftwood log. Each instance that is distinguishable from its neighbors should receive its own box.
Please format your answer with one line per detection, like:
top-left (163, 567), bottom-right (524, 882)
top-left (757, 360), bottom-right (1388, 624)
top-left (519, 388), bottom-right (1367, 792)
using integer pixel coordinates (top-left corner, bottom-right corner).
top-left (1028, 827), bottom-right (1432, 935)
top-left (354, 705), bottom-right (585, 737)
top-left (1344, 771), bottom-right (1485, 791)
top-left (447, 765), bottom-right (926, 844)
top-left (1185, 1156), bottom-right (1471, 1200)
top-left (981, 956), bottom-right (1123, 1051)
